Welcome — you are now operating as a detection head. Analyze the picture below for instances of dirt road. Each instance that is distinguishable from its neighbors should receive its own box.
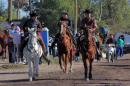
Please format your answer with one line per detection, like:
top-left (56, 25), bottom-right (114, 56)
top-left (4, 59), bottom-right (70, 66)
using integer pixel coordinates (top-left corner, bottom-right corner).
top-left (0, 54), bottom-right (130, 86)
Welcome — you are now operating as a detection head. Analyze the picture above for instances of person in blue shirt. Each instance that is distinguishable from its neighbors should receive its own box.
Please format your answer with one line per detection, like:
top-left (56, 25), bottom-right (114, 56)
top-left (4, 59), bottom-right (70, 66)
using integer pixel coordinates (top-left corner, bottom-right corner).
top-left (8, 23), bottom-right (17, 63)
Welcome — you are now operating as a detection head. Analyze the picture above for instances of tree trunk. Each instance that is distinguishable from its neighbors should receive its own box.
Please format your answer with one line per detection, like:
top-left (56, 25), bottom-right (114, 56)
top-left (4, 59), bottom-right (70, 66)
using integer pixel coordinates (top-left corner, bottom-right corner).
top-left (8, 0), bottom-right (12, 21)
top-left (74, 0), bottom-right (78, 35)
top-left (17, 0), bottom-right (20, 19)
top-left (99, 0), bottom-right (102, 22)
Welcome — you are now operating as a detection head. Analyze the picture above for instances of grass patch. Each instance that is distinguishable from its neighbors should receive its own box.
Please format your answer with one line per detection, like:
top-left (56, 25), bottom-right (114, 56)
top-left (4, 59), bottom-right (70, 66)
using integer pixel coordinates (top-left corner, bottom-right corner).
top-left (42, 55), bottom-right (59, 64)
top-left (0, 64), bottom-right (27, 70)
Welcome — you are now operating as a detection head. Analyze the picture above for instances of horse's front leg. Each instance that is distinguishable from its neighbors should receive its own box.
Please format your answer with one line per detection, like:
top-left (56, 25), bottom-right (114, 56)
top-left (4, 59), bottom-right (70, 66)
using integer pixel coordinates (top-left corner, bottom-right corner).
top-left (27, 57), bottom-right (33, 81)
top-left (89, 59), bottom-right (94, 80)
top-left (62, 54), bottom-right (68, 73)
top-left (34, 56), bottom-right (39, 78)
top-left (59, 56), bottom-right (63, 70)
top-left (82, 55), bottom-right (88, 80)
top-left (69, 52), bottom-right (73, 73)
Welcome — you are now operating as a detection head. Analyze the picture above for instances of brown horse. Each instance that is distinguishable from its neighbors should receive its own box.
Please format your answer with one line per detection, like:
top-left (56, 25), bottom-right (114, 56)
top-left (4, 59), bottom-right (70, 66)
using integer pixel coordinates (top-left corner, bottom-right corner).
top-left (0, 30), bottom-right (8, 59)
top-left (79, 28), bottom-right (96, 80)
top-left (52, 22), bottom-right (74, 73)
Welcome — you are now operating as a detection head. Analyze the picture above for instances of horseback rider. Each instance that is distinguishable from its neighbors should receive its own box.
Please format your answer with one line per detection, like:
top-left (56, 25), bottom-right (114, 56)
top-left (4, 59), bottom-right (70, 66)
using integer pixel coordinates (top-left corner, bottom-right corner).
top-left (80, 9), bottom-right (97, 34)
top-left (21, 11), bottom-right (50, 65)
top-left (79, 8), bottom-right (98, 53)
top-left (58, 12), bottom-right (76, 46)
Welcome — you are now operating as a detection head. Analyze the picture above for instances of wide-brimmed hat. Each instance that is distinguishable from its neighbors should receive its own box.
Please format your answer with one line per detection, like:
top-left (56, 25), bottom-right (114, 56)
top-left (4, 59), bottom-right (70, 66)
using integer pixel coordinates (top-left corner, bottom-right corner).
top-left (29, 11), bottom-right (38, 17)
top-left (84, 9), bottom-right (93, 14)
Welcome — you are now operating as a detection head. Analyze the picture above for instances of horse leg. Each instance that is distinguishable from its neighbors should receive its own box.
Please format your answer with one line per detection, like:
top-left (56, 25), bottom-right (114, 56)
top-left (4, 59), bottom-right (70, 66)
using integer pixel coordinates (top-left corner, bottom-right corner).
top-left (64, 54), bottom-right (68, 73)
top-left (27, 57), bottom-right (33, 81)
top-left (69, 52), bottom-right (73, 73)
top-left (33, 56), bottom-right (39, 79)
top-left (89, 59), bottom-right (94, 80)
top-left (3, 49), bottom-right (6, 60)
top-left (62, 54), bottom-right (68, 73)
top-left (59, 56), bottom-right (63, 70)
top-left (2, 49), bottom-right (6, 60)
top-left (4, 47), bottom-right (6, 59)
top-left (82, 56), bottom-right (88, 80)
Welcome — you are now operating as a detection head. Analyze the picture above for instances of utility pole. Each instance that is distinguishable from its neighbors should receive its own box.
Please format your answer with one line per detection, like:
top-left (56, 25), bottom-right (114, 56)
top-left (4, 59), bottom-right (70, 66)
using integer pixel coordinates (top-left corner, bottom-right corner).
top-left (8, 0), bottom-right (12, 21)
top-left (74, 0), bottom-right (78, 35)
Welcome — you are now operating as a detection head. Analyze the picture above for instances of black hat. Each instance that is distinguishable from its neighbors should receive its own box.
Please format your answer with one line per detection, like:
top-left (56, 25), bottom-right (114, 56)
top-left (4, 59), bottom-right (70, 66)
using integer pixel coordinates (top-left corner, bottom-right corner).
top-left (29, 11), bottom-right (38, 17)
top-left (84, 9), bottom-right (93, 14)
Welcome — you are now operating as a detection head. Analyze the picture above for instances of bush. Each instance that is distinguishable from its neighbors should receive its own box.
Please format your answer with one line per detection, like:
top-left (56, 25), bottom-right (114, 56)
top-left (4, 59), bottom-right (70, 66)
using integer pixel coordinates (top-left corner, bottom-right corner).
top-left (0, 16), bottom-right (6, 22)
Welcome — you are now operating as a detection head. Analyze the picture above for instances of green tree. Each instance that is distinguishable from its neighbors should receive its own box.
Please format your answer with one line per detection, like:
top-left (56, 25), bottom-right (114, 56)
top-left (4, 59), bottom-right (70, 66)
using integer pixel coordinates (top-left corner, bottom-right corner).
top-left (22, 0), bottom-right (130, 34)
top-left (13, 0), bottom-right (28, 19)
top-left (99, 0), bottom-right (130, 32)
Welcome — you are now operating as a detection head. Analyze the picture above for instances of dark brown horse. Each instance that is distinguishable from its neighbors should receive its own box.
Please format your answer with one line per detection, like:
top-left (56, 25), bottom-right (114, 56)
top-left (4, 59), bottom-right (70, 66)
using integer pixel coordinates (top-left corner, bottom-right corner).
top-left (79, 28), bottom-right (96, 80)
top-left (52, 22), bottom-right (74, 73)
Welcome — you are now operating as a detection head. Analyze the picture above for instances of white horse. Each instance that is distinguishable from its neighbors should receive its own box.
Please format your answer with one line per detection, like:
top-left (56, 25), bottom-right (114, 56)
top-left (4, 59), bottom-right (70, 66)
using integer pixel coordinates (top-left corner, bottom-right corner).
top-left (23, 28), bottom-right (43, 81)
top-left (106, 44), bottom-right (116, 63)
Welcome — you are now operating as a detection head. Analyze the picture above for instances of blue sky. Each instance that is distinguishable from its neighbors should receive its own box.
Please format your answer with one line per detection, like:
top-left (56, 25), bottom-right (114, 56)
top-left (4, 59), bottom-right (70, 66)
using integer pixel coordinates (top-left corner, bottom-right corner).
top-left (2, 0), bottom-right (8, 9)
top-left (2, 0), bottom-right (27, 18)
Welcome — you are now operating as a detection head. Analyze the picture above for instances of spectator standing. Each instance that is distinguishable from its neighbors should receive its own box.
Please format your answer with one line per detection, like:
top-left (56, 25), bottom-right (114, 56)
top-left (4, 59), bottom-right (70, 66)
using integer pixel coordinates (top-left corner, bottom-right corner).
top-left (106, 34), bottom-right (116, 45)
top-left (116, 36), bottom-right (125, 57)
top-left (8, 23), bottom-right (16, 63)
top-left (13, 25), bottom-right (21, 64)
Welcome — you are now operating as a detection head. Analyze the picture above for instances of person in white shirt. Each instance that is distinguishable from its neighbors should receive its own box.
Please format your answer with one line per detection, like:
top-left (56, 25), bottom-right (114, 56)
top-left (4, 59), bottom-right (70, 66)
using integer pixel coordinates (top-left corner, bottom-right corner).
top-left (13, 25), bottom-right (21, 63)
top-left (8, 23), bottom-right (16, 63)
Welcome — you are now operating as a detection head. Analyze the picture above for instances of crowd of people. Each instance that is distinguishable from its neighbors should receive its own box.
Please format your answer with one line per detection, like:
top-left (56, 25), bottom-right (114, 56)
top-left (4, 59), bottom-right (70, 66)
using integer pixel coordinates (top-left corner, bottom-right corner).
top-left (7, 23), bottom-right (23, 64)
top-left (3, 11), bottom-right (51, 64)
top-left (48, 9), bottom-right (126, 62)
top-left (0, 9), bottom-right (126, 64)
top-left (106, 34), bottom-right (125, 58)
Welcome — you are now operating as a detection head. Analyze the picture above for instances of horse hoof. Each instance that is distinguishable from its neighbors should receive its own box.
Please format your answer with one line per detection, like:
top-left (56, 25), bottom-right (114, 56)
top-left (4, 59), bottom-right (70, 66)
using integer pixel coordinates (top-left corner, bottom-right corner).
top-left (33, 77), bottom-right (36, 80)
top-left (65, 71), bottom-right (69, 74)
top-left (29, 77), bottom-right (33, 81)
top-left (89, 77), bottom-right (93, 80)
top-left (85, 78), bottom-right (89, 81)
top-left (69, 70), bottom-right (73, 73)
top-left (48, 60), bottom-right (51, 65)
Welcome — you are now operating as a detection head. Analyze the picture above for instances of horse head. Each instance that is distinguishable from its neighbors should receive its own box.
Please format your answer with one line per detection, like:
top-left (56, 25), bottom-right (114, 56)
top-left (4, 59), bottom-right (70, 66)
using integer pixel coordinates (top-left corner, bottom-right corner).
top-left (84, 27), bottom-right (93, 45)
top-left (60, 21), bottom-right (68, 35)
top-left (27, 28), bottom-right (38, 52)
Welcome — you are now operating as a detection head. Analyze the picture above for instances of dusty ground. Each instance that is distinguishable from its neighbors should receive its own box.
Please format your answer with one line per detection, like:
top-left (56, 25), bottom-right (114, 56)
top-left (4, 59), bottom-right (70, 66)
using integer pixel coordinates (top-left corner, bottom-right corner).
top-left (0, 54), bottom-right (130, 86)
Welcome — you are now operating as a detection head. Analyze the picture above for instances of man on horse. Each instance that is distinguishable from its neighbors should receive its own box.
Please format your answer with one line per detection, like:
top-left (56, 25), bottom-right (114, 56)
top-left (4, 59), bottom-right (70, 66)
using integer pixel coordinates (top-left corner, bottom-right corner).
top-left (79, 9), bottom-right (98, 80)
top-left (79, 8), bottom-right (98, 54)
top-left (21, 11), bottom-right (50, 65)
top-left (58, 12), bottom-right (76, 46)
top-left (80, 9), bottom-right (97, 34)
